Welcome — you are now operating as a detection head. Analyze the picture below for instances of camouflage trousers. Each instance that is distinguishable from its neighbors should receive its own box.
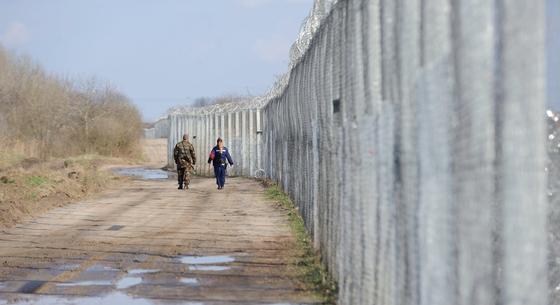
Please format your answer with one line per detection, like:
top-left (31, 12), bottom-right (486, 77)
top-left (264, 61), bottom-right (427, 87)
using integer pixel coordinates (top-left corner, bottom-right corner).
top-left (177, 163), bottom-right (194, 188)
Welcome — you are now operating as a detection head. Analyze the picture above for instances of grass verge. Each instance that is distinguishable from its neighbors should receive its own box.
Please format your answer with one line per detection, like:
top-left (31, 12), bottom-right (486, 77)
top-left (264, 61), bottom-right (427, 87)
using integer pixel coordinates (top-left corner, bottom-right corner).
top-left (0, 154), bottom-right (128, 228)
top-left (264, 182), bottom-right (338, 305)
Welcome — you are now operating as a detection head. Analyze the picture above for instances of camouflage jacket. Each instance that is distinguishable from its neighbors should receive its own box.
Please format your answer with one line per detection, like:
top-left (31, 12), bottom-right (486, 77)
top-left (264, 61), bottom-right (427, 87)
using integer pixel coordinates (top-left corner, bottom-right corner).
top-left (174, 140), bottom-right (196, 168)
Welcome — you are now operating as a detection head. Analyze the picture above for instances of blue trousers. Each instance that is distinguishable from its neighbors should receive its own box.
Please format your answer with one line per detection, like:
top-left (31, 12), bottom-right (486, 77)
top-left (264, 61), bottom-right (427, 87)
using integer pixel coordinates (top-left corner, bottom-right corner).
top-left (213, 165), bottom-right (226, 187)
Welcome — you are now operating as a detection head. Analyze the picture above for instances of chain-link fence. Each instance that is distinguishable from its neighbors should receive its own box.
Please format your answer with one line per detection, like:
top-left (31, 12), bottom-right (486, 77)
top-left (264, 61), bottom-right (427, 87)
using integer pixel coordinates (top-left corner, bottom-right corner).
top-left (165, 0), bottom-right (336, 177)
top-left (264, 0), bottom-right (547, 304)
top-left (166, 1), bottom-right (548, 304)
top-left (144, 117), bottom-right (169, 139)
top-left (548, 110), bottom-right (560, 305)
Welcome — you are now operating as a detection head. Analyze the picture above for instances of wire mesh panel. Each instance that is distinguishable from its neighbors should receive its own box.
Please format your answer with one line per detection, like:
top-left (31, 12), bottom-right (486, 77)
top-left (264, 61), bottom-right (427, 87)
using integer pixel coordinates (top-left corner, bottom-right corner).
top-left (548, 111), bottom-right (560, 305)
top-left (261, 0), bottom-right (547, 304)
top-left (163, 0), bottom-right (548, 304)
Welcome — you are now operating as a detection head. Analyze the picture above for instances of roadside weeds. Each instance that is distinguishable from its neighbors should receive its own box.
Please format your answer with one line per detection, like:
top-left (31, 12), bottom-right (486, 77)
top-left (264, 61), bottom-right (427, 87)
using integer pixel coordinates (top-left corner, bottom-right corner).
top-left (263, 181), bottom-right (338, 305)
top-left (0, 154), bottom-right (135, 229)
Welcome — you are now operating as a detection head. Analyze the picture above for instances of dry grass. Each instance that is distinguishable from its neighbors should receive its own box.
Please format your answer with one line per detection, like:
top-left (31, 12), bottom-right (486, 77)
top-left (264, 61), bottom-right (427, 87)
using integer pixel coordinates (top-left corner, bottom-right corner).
top-left (264, 182), bottom-right (338, 304)
top-left (0, 154), bottom-right (129, 228)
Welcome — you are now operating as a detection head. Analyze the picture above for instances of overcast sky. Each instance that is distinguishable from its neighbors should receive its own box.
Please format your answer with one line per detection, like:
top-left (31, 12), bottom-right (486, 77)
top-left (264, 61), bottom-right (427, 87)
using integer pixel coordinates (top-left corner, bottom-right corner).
top-left (0, 1), bottom-right (558, 119)
top-left (0, 0), bottom-right (313, 121)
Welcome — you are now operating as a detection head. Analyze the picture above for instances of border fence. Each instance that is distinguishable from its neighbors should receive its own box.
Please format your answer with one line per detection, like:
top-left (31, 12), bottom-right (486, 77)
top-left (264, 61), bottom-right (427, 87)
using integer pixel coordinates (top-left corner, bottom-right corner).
top-left (144, 117), bottom-right (169, 139)
top-left (167, 100), bottom-right (266, 177)
top-left (164, 1), bottom-right (548, 304)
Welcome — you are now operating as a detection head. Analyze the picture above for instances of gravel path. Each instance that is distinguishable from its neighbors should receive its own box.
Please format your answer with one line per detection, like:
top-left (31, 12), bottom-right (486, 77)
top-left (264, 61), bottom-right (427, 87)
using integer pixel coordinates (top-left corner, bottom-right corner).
top-left (0, 174), bottom-right (321, 304)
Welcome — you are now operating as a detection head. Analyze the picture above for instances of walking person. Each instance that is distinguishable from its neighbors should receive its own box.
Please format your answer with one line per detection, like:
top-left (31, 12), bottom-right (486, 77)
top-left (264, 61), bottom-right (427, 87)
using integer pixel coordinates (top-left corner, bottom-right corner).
top-left (174, 134), bottom-right (196, 190)
top-left (207, 138), bottom-right (234, 190)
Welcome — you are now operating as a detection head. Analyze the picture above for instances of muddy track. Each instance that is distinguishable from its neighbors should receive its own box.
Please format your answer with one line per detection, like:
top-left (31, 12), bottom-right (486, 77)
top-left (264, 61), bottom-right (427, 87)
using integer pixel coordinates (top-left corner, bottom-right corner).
top-left (0, 174), bottom-right (322, 305)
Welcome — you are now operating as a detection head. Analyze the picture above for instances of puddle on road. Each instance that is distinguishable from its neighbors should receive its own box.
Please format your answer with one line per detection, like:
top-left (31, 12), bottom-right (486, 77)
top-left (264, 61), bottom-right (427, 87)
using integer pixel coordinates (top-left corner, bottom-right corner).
top-left (0, 292), bottom-right (206, 305)
top-left (57, 280), bottom-right (113, 287)
top-left (113, 269), bottom-right (162, 290)
top-left (107, 225), bottom-right (125, 231)
top-left (179, 255), bottom-right (235, 272)
top-left (86, 264), bottom-right (120, 272)
top-left (47, 267), bottom-right (156, 291)
top-left (115, 269), bottom-right (161, 289)
top-left (114, 168), bottom-right (169, 180)
top-left (116, 277), bottom-right (143, 289)
top-left (179, 278), bottom-right (199, 286)
top-left (59, 264), bottom-right (81, 271)
top-left (128, 269), bottom-right (159, 275)
top-left (180, 255), bottom-right (235, 265)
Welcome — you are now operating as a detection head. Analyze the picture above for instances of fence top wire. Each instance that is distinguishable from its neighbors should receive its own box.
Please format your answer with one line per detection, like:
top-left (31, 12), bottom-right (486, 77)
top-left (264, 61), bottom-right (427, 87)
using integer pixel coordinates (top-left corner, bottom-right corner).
top-left (168, 0), bottom-right (338, 117)
top-left (154, 116), bottom-right (169, 123)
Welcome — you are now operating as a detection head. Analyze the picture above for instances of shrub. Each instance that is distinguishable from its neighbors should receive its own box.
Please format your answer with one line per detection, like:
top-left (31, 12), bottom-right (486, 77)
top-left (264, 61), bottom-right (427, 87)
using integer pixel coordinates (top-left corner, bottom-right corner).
top-left (0, 45), bottom-right (143, 160)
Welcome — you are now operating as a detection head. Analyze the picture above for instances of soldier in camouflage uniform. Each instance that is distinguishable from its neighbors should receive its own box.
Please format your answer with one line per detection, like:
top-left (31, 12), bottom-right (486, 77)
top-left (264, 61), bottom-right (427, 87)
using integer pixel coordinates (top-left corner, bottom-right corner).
top-left (174, 134), bottom-right (196, 190)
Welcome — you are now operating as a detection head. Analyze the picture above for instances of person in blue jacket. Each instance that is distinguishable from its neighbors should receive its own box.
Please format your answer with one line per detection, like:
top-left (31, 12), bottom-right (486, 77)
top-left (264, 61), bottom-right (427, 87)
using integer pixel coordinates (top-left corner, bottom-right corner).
top-left (207, 138), bottom-right (234, 190)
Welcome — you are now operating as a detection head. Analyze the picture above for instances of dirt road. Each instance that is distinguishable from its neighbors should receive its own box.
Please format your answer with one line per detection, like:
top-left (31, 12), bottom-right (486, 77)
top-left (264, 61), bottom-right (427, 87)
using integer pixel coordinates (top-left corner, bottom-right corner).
top-left (0, 142), bottom-right (323, 304)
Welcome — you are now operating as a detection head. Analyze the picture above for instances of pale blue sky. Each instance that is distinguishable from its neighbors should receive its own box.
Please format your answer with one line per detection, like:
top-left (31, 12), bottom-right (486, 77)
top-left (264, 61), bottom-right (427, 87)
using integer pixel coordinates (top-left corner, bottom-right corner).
top-left (0, 1), bottom-right (559, 120)
top-left (0, 0), bottom-right (313, 121)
